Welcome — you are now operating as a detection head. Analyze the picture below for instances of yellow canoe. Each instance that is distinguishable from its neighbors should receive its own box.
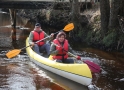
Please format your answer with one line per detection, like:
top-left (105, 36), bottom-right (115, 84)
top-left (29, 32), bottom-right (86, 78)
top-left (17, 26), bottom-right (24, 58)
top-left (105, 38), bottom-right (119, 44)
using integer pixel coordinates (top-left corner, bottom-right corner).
top-left (26, 38), bottom-right (92, 86)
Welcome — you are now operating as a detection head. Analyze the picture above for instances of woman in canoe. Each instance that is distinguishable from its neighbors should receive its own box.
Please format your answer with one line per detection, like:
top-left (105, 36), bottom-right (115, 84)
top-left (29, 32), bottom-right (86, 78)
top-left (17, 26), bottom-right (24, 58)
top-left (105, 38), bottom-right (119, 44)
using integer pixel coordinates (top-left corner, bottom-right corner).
top-left (50, 31), bottom-right (81, 63)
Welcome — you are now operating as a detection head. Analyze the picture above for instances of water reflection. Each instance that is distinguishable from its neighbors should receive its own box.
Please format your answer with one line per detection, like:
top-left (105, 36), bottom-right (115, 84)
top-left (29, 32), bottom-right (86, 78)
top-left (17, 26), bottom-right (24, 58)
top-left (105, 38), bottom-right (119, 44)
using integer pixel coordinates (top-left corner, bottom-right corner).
top-left (74, 48), bottom-right (124, 90)
top-left (0, 57), bottom-right (34, 90)
top-left (0, 49), bottom-right (64, 90)
top-left (29, 61), bottom-right (88, 90)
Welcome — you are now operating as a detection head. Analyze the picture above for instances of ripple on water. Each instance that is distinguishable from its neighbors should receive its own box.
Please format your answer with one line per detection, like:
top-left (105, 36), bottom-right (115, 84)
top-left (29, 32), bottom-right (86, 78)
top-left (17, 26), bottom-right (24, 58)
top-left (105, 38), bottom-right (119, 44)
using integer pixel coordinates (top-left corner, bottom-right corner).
top-left (0, 37), bottom-right (12, 48)
top-left (0, 52), bottom-right (66, 90)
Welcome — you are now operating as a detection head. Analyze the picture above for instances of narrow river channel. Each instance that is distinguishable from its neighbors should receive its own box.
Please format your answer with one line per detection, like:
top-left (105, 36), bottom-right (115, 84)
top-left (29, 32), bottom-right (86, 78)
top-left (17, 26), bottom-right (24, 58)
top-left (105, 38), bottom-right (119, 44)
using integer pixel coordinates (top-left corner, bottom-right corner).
top-left (0, 11), bottom-right (124, 90)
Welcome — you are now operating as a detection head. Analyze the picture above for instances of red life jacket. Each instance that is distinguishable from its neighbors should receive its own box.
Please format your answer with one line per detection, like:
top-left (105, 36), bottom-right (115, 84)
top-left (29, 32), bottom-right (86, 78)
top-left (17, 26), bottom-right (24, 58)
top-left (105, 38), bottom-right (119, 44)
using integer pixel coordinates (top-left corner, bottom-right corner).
top-left (32, 31), bottom-right (45, 46)
top-left (53, 39), bottom-right (69, 60)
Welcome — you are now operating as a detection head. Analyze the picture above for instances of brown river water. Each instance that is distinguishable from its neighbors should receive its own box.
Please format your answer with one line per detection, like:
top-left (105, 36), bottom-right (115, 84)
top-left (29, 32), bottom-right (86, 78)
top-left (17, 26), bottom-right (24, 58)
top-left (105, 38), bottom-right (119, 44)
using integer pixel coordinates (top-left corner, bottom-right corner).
top-left (0, 11), bottom-right (124, 90)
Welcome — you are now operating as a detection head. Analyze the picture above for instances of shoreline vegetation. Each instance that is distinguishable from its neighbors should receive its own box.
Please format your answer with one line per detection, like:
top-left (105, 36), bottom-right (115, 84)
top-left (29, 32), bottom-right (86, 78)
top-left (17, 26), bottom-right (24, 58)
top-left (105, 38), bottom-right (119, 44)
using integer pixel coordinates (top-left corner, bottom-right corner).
top-left (1, 1), bottom-right (124, 54)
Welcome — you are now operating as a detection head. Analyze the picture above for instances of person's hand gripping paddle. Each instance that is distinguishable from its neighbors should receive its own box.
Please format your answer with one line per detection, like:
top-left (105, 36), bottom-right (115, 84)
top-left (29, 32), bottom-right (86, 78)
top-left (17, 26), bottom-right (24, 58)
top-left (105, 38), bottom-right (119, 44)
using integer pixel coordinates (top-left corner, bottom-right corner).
top-left (51, 42), bottom-right (101, 73)
top-left (6, 23), bottom-right (74, 59)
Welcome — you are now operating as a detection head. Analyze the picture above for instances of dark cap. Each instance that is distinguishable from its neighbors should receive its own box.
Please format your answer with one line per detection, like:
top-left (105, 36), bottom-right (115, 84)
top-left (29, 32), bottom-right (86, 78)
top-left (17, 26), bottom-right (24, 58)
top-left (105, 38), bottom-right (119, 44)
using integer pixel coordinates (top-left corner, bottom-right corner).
top-left (35, 23), bottom-right (41, 27)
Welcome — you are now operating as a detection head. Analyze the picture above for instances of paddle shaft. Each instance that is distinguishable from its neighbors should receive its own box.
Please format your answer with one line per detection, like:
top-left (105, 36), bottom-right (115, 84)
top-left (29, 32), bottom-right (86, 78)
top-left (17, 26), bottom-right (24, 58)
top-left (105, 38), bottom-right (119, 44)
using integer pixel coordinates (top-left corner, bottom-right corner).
top-left (68, 52), bottom-right (100, 72)
top-left (26, 22), bottom-right (73, 49)
top-left (51, 42), bottom-right (101, 73)
top-left (51, 42), bottom-right (77, 57)
top-left (67, 52), bottom-right (100, 72)
top-left (6, 23), bottom-right (74, 59)
top-left (21, 29), bottom-right (64, 50)
top-left (22, 36), bottom-right (51, 50)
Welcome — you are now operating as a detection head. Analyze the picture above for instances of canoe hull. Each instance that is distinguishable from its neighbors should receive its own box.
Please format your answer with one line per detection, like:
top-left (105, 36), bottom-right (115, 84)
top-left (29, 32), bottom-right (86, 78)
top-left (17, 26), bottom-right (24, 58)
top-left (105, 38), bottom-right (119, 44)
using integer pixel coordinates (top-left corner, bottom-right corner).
top-left (26, 38), bottom-right (92, 86)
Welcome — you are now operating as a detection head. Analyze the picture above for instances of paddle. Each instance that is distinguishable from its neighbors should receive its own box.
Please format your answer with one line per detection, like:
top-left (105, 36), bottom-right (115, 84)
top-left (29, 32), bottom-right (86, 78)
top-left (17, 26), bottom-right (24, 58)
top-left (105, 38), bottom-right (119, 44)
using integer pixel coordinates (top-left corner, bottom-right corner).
top-left (68, 52), bottom-right (101, 73)
top-left (51, 42), bottom-right (101, 73)
top-left (6, 23), bottom-right (74, 59)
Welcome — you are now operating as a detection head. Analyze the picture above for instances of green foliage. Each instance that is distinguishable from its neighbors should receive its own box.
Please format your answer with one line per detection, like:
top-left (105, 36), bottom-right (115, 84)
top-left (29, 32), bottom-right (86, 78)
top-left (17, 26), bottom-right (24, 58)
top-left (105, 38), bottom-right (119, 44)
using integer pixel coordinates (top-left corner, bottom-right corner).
top-left (102, 31), bottom-right (117, 47)
top-left (119, 34), bottom-right (124, 40)
top-left (86, 31), bottom-right (92, 41)
top-left (78, 25), bottom-right (93, 42)
top-left (93, 15), bottom-right (100, 22)
top-left (85, 28), bottom-right (101, 43)
top-left (78, 30), bottom-right (83, 37)
top-left (94, 30), bottom-right (101, 41)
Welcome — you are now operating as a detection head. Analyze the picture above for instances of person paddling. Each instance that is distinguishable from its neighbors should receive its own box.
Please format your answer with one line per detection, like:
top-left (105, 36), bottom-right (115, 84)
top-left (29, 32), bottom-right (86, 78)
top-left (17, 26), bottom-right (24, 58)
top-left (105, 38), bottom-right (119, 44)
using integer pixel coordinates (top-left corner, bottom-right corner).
top-left (50, 31), bottom-right (81, 63)
top-left (28, 23), bottom-right (54, 57)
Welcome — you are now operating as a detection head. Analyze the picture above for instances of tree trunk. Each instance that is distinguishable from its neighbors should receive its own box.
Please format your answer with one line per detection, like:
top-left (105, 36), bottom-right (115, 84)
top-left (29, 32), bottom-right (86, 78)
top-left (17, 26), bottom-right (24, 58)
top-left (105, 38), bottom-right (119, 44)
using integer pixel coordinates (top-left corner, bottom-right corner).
top-left (9, 9), bottom-right (17, 42)
top-left (70, 0), bottom-right (82, 38)
top-left (71, 0), bottom-right (80, 30)
top-left (69, 0), bottom-right (84, 44)
top-left (100, 0), bottom-right (110, 36)
top-left (109, 0), bottom-right (121, 29)
top-left (118, 0), bottom-right (124, 16)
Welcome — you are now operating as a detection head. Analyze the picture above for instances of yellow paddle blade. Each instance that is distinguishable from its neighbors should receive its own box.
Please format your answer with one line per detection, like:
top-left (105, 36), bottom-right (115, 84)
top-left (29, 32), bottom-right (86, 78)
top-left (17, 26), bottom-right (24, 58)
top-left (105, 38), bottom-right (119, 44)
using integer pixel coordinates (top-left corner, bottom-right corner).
top-left (63, 23), bottom-right (74, 31)
top-left (6, 49), bottom-right (21, 59)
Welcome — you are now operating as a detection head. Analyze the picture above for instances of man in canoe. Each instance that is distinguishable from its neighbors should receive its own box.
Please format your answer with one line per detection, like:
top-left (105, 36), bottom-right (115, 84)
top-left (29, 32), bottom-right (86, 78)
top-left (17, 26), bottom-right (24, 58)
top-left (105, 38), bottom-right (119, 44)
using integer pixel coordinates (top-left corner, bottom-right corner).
top-left (28, 23), bottom-right (54, 57)
top-left (50, 31), bottom-right (81, 63)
